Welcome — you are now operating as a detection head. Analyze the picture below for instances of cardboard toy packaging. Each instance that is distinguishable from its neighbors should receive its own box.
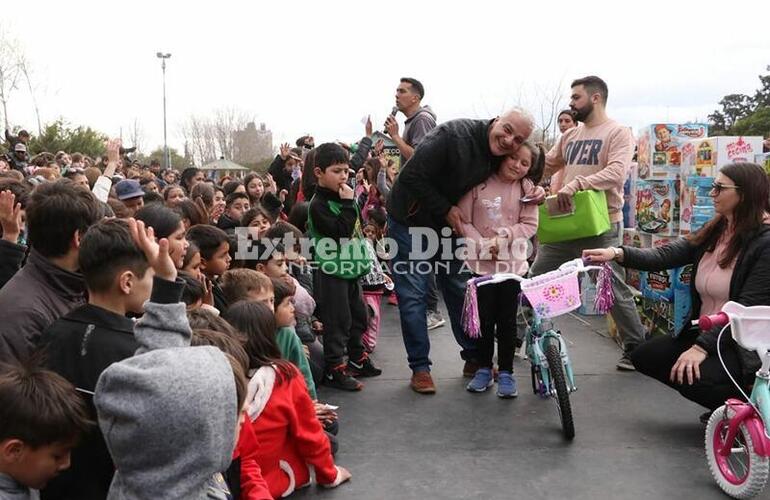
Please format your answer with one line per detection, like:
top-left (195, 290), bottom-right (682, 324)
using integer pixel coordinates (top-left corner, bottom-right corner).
top-left (635, 178), bottom-right (680, 236)
top-left (756, 153), bottom-right (770, 176)
top-left (639, 264), bottom-right (692, 337)
top-left (622, 229), bottom-right (651, 291)
top-left (637, 123), bottom-right (708, 179)
top-left (680, 175), bottom-right (715, 235)
top-left (636, 295), bottom-right (675, 338)
top-left (684, 136), bottom-right (764, 177)
top-left (623, 162), bottom-right (638, 228)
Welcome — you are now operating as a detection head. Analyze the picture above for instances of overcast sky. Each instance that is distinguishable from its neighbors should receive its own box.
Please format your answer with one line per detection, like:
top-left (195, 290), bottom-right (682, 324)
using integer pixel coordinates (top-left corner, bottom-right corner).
top-left (3, 0), bottom-right (770, 157)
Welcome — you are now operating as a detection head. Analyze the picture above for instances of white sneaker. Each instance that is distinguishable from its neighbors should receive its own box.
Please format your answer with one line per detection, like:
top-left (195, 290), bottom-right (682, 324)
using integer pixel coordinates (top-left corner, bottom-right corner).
top-left (427, 311), bottom-right (446, 330)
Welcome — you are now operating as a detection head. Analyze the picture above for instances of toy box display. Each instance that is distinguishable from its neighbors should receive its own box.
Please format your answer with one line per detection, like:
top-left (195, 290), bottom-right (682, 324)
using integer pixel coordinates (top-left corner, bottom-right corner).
top-left (637, 123), bottom-right (708, 179)
top-left (622, 229), bottom-right (651, 291)
top-left (683, 136), bottom-right (763, 177)
top-left (623, 163), bottom-right (638, 228)
top-left (636, 295), bottom-right (675, 338)
top-left (639, 264), bottom-right (692, 337)
top-left (756, 153), bottom-right (770, 176)
top-left (635, 179), bottom-right (680, 236)
top-left (680, 175), bottom-right (715, 235)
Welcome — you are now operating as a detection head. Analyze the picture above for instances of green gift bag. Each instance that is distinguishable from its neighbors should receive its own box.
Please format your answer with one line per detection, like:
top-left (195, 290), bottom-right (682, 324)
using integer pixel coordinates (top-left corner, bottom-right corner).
top-left (536, 190), bottom-right (611, 244)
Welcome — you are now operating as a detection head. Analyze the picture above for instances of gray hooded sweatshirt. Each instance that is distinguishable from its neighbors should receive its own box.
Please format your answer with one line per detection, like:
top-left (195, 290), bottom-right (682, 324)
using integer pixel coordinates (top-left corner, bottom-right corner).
top-left (94, 277), bottom-right (239, 500)
top-left (0, 473), bottom-right (38, 500)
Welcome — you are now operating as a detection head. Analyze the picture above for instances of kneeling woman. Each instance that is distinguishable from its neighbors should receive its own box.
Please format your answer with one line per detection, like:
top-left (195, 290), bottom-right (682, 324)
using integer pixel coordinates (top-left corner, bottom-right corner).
top-left (584, 162), bottom-right (770, 419)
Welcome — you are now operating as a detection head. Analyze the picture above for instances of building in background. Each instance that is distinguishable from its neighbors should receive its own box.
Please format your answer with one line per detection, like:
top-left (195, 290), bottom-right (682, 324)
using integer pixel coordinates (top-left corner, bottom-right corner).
top-left (233, 122), bottom-right (273, 165)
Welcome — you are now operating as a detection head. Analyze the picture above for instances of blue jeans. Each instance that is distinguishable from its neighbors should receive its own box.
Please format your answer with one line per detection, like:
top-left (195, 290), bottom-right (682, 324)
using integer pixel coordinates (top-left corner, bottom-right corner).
top-left (388, 216), bottom-right (478, 372)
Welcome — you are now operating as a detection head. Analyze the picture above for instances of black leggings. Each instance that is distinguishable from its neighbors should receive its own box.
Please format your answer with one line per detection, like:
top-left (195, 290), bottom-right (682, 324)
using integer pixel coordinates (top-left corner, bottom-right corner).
top-left (630, 328), bottom-right (746, 411)
top-left (476, 279), bottom-right (521, 373)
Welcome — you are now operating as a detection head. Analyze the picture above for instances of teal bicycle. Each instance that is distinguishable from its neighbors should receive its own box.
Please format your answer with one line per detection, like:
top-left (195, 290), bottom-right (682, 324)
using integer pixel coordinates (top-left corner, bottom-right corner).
top-left (463, 258), bottom-right (613, 440)
top-left (697, 301), bottom-right (770, 498)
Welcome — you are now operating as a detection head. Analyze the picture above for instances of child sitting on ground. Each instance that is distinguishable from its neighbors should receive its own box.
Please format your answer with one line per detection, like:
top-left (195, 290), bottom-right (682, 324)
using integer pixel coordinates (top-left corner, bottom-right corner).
top-left (225, 289), bottom-right (317, 401)
top-left (223, 301), bottom-right (350, 497)
top-left (0, 362), bottom-right (90, 499)
top-left (220, 268), bottom-right (274, 308)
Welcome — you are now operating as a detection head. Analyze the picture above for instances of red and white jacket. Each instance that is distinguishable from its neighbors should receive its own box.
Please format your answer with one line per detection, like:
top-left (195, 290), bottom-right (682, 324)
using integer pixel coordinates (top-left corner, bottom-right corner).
top-left (246, 365), bottom-right (342, 498)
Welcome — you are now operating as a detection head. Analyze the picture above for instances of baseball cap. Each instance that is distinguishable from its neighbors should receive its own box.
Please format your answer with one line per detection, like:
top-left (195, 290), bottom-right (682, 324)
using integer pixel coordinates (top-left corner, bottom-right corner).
top-left (14, 143), bottom-right (27, 152)
top-left (115, 179), bottom-right (144, 201)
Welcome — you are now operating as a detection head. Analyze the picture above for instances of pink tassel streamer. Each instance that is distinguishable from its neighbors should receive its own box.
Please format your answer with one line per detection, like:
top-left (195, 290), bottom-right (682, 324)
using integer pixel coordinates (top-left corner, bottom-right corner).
top-left (462, 279), bottom-right (481, 339)
top-left (593, 262), bottom-right (615, 314)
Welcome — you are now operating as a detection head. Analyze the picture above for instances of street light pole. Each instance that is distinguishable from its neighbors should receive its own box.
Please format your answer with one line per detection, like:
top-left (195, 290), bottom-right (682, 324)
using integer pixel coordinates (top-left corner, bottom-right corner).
top-left (156, 52), bottom-right (171, 170)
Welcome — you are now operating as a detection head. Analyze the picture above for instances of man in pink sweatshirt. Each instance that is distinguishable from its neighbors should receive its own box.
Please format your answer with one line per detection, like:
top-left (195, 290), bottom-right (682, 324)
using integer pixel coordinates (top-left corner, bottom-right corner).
top-left (532, 75), bottom-right (646, 371)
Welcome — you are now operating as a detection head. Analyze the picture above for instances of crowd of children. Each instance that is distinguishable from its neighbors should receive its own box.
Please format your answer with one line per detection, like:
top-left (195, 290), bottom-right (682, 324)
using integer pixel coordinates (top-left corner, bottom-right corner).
top-left (0, 127), bottom-right (400, 499)
top-left (0, 100), bottom-right (577, 498)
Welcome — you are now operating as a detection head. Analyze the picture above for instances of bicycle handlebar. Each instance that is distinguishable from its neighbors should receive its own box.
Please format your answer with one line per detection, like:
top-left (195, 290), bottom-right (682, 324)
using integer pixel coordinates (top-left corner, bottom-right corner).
top-left (696, 312), bottom-right (730, 331)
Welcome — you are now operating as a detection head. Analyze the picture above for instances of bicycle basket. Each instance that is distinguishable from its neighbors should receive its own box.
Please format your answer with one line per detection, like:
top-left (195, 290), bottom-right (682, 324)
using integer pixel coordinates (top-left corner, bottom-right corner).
top-left (722, 301), bottom-right (770, 352)
top-left (521, 267), bottom-right (581, 319)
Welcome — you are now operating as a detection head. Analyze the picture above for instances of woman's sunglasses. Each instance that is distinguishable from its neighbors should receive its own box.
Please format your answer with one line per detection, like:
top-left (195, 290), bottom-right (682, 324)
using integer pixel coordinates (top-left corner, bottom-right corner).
top-left (710, 182), bottom-right (740, 194)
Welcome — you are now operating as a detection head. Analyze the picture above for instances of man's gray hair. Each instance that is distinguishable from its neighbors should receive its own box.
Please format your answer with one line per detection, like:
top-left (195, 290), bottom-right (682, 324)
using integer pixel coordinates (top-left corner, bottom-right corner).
top-left (502, 106), bottom-right (536, 136)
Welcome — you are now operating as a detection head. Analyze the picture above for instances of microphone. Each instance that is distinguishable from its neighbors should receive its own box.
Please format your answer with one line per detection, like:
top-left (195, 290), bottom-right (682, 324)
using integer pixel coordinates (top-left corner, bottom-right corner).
top-left (384, 106), bottom-right (398, 135)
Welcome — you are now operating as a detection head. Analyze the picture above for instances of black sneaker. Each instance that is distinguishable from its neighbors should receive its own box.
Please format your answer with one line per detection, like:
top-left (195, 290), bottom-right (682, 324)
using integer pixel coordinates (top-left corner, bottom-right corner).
top-left (347, 355), bottom-right (383, 377)
top-left (324, 365), bottom-right (363, 391)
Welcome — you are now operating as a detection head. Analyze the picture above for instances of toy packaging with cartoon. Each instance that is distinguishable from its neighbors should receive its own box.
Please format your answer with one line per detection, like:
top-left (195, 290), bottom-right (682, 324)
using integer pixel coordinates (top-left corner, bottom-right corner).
top-left (639, 264), bottom-right (692, 338)
top-left (683, 136), bottom-right (763, 177)
top-left (635, 178), bottom-right (680, 236)
top-left (679, 175), bottom-right (715, 235)
top-left (622, 229), bottom-right (651, 291)
top-left (637, 123), bottom-right (708, 179)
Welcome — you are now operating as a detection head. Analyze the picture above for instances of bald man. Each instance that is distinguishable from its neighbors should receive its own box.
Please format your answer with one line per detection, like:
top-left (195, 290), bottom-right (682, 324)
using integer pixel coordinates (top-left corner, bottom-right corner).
top-left (387, 108), bottom-right (536, 394)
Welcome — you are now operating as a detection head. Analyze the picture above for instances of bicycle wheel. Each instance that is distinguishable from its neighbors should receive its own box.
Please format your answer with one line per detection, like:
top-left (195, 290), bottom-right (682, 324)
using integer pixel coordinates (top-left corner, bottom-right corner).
top-left (544, 336), bottom-right (575, 440)
top-left (705, 405), bottom-right (769, 499)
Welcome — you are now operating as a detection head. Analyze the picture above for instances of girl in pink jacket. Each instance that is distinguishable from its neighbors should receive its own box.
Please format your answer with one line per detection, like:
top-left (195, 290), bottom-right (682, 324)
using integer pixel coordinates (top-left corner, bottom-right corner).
top-left (458, 141), bottom-right (544, 398)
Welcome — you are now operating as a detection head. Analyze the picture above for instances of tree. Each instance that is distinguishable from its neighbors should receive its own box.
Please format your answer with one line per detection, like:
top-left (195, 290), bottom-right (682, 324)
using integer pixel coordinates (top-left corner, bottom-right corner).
top-left (533, 81), bottom-right (565, 148)
top-left (146, 147), bottom-right (189, 170)
top-left (731, 107), bottom-right (770, 137)
top-left (28, 119), bottom-right (108, 157)
top-left (0, 26), bottom-right (21, 131)
top-left (17, 53), bottom-right (42, 136)
top-left (752, 66), bottom-right (770, 108)
top-left (126, 118), bottom-right (145, 155)
top-left (180, 107), bottom-right (255, 166)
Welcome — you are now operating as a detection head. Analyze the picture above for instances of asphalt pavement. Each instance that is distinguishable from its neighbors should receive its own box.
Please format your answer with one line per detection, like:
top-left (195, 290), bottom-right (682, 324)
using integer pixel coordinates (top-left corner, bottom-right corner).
top-left (295, 302), bottom-right (728, 500)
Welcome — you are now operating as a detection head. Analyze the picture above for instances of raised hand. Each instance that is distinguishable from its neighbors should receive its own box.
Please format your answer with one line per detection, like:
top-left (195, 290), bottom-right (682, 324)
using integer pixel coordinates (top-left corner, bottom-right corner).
top-left (373, 138), bottom-right (385, 156)
top-left (0, 191), bottom-right (22, 243)
top-left (279, 143), bottom-right (291, 160)
top-left (128, 218), bottom-right (177, 282)
top-left (106, 138), bottom-right (121, 164)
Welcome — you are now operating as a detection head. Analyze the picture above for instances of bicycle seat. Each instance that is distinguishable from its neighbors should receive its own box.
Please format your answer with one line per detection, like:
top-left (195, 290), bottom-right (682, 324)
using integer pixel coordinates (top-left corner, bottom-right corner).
top-left (722, 301), bottom-right (770, 352)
